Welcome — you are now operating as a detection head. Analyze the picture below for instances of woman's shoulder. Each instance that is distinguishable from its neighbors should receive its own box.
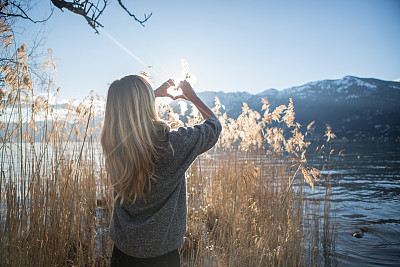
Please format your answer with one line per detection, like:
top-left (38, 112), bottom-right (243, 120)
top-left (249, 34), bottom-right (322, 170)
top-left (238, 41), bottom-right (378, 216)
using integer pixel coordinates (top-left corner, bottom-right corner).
top-left (170, 118), bottom-right (221, 138)
top-left (168, 118), bottom-right (221, 154)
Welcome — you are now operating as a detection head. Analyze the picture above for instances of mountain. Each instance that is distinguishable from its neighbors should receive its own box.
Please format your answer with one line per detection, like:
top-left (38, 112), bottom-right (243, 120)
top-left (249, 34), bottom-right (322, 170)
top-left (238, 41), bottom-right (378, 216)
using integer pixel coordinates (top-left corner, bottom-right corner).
top-left (196, 76), bottom-right (400, 141)
top-left (5, 75), bottom-right (398, 141)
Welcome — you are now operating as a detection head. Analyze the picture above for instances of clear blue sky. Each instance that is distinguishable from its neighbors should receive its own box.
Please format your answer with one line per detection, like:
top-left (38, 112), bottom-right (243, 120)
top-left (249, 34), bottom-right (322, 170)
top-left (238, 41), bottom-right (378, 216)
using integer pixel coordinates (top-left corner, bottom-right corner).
top-left (20, 0), bottom-right (400, 99)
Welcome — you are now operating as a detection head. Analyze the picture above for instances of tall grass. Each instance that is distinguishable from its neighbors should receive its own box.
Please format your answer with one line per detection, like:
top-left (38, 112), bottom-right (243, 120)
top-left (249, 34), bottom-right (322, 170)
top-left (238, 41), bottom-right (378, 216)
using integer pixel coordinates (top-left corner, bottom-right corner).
top-left (0, 19), bottom-right (336, 266)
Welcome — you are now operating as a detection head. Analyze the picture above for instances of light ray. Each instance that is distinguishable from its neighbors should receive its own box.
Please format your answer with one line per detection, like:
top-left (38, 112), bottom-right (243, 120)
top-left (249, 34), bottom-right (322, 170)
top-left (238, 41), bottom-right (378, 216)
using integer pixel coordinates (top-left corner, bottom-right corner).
top-left (100, 29), bottom-right (194, 89)
top-left (102, 29), bottom-right (148, 67)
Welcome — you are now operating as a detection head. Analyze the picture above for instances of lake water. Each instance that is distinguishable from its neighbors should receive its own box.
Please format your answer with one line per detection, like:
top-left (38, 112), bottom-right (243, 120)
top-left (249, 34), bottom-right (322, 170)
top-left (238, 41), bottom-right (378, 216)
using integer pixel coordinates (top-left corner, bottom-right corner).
top-left (310, 141), bottom-right (400, 266)
top-left (1, 141), bottom-right (399, 265)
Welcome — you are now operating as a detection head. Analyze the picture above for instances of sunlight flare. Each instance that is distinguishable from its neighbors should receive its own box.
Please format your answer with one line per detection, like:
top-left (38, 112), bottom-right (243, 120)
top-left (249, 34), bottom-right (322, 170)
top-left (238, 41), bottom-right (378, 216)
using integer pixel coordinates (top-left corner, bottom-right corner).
top-left (102, 30), bottom-right (148, 67)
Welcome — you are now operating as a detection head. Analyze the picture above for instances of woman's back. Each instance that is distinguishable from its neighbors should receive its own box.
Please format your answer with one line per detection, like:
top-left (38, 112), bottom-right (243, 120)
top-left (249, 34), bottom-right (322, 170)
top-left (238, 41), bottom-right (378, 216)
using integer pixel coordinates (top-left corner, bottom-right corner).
top-left (102, 75), bottom-right (221, 265)
top-left (111, 117), bottom-right (221, 258)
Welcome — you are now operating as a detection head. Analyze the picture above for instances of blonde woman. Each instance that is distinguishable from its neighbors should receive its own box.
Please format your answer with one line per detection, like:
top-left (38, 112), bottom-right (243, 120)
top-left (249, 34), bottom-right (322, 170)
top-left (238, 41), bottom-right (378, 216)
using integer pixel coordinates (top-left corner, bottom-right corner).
top-left (101, 75), bottom-right (221, 266)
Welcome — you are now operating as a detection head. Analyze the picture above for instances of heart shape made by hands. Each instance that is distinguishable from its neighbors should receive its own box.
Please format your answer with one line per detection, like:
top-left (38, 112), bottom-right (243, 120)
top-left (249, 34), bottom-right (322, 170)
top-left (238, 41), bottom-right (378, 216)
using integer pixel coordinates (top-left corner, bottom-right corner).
top-left (167, 86), bottom-right (183, 99)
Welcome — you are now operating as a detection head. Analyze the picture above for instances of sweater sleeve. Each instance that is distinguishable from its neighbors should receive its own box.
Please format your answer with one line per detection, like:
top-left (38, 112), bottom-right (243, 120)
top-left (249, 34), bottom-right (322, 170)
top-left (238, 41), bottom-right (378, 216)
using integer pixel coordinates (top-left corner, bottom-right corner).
top-left (171, 117), bottom-right (222, 157)
top-left (149, 117), bottom-right (222, 193)
top-left (165, 117), bottom-right (222, 179)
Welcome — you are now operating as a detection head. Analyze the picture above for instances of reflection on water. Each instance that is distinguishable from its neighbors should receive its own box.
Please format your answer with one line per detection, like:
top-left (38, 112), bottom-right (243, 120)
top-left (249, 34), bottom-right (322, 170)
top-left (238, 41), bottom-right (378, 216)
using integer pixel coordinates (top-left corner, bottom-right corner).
top-left (2, 141), bottom-right (399, 265)
top-left (310, 141), bottom-right (400, 266)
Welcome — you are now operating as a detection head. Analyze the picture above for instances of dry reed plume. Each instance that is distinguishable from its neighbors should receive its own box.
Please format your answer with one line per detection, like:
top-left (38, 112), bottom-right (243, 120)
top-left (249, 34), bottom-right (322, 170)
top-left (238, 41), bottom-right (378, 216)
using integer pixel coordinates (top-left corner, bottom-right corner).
top-left (0, 18), bottom-right (336, 266)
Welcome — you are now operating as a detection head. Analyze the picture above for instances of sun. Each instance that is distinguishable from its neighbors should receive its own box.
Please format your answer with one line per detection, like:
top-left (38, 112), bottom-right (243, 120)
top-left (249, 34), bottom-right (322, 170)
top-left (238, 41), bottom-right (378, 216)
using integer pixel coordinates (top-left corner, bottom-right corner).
top-left (167, 85), bottom-right (183, 98)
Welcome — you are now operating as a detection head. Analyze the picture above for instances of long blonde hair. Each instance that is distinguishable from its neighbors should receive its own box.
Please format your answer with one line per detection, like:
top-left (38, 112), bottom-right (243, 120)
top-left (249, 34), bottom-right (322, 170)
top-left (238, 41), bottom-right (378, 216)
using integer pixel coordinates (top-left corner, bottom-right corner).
top-left (101, 75), bottom-right (168, 203)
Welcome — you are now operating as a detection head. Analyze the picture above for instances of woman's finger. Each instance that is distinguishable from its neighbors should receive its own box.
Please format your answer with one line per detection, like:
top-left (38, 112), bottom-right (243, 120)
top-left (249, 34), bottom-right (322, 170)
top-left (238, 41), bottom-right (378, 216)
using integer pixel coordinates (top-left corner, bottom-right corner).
top-left (165, 92), bottom-right (175, 99)
top-left (174, 94), bottom-right (185, 100)
top-left (166, 79), bottom-right (175, 87)
top-left (176, 81), bottom-right (187, 91)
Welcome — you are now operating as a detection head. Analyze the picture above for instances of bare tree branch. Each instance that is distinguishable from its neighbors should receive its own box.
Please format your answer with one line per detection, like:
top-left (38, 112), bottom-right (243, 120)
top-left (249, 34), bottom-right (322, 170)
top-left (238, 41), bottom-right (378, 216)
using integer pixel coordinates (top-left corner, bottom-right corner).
top-left (50, 0), bottom-right (108, 33)
top-left (0, 1), bottom-right (54, 23)
top-left (0, 0), bottom-right (152, 34)
top-left (117, 0), bottom-right (152, 27)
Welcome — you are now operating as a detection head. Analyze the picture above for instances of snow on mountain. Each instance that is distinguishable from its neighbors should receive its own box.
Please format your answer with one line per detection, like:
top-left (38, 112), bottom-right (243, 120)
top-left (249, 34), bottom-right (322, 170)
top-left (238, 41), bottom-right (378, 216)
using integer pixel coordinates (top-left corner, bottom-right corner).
top-left (8, 75), bottom-right (398, 140)
top-left (197, 75), bottom-right (400, 140)
top-left (335, 75), bottom-right (377, 90)
top-left (281, 75), bottom-right (381, 100)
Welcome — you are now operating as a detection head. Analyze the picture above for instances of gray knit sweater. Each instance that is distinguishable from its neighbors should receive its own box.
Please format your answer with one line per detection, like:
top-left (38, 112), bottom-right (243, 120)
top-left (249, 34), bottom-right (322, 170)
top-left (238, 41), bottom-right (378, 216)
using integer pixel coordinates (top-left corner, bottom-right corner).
top-left (110, 117), bottom-right (222, 258)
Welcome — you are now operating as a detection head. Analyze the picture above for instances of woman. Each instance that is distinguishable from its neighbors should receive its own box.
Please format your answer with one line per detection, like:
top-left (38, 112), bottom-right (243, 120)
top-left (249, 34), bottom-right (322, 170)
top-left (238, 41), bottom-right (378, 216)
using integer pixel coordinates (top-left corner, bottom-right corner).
top-left (101, 75), bottom-right (221, 266)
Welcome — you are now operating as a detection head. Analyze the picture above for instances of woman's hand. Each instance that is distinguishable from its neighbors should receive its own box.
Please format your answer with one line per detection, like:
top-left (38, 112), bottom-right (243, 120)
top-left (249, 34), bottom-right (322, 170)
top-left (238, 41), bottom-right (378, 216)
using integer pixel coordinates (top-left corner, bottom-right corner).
top-left (154, 79), bottom-right (175, 99)
top-left (175, 80), bottom-right (199, 102)
top-left (175, 80), bottom-right (217, 120)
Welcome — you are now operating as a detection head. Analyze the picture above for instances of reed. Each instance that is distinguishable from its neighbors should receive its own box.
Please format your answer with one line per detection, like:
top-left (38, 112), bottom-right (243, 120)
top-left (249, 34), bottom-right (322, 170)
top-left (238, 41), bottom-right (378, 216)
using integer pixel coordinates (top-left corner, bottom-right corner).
top-left (0, 19), bottom-right (336, 266)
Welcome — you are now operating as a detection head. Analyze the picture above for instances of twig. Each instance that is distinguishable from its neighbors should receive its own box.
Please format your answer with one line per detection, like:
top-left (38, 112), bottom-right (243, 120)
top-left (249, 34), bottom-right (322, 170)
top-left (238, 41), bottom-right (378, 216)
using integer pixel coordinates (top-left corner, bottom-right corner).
top-left (0, 2), bottom-right (54, 23)
top-left (117, 0), bottom-right (152, 27)
top-left (51, 0), bottom-right (105, 33)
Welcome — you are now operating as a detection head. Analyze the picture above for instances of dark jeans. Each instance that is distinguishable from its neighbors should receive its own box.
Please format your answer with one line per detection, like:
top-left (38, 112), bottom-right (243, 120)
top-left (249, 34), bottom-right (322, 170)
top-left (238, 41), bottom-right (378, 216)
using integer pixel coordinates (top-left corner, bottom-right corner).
top-left (111, 245), bottom-right (180, 267)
